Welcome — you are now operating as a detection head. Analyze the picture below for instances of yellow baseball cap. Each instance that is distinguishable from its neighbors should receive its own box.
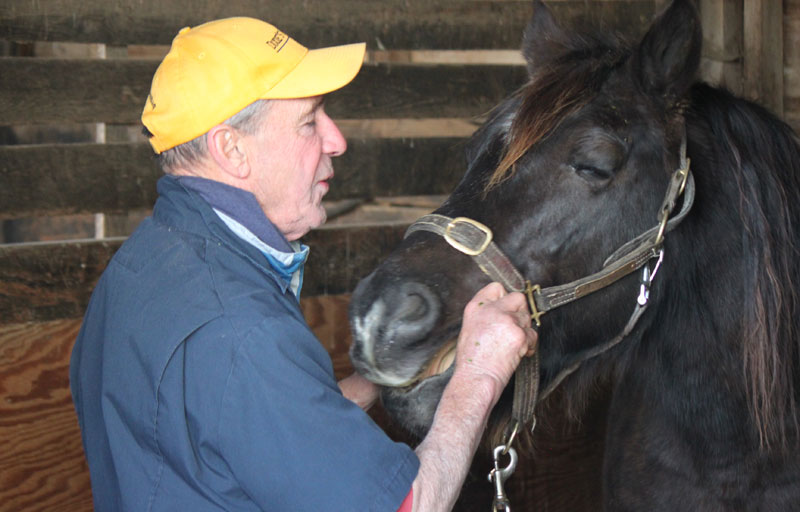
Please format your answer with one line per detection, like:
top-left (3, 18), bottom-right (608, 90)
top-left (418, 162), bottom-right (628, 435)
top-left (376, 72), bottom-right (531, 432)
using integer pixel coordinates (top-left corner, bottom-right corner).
top-left (142, 17), bottom-right (366, 154)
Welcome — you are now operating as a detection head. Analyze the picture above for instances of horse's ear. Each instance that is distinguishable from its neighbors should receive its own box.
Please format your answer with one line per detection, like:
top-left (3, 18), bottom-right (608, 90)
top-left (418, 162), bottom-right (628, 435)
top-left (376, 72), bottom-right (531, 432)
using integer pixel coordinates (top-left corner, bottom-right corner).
top-left (633, 0), bottom-right (702, 102)
top-left (521, 0), bottom-right (572, 76)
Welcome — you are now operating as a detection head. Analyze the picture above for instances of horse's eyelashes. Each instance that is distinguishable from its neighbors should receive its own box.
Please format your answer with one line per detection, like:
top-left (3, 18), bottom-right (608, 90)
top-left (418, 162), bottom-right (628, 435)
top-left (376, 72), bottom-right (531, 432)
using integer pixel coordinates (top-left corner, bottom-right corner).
top-left (573, 164), bottom-right (613, 182)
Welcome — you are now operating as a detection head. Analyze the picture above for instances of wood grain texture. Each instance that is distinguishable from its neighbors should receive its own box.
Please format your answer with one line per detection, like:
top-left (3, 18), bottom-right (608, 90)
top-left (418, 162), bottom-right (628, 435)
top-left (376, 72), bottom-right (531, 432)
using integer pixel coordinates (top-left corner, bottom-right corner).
top-left (698, 0), bottom-right (743, 94)
top-left (0, 320), bottom-right (92, 512)
top-left (0, 138), bottom-right (467, 219)
top-left (785, 0), bottom-right (800, 131)
top-left (0, 0), bottom-right (659, 48)
top-left (743, 0), bottom-right (784, 116)
top-left (0, 59), bottom-right (527, 125)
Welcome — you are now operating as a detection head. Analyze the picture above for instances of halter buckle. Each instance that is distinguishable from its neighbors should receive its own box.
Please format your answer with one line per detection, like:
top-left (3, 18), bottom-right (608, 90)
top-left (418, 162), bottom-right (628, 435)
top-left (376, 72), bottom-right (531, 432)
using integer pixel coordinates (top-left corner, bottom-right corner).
top-left (525, 281), bottom-right (544, 327)
top-left (444, 217), bottom-right (493, 256)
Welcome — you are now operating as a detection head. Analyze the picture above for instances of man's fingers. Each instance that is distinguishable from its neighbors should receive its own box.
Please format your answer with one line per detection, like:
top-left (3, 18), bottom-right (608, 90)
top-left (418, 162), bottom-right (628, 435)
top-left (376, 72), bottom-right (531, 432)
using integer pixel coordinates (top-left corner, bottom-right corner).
top-left (495, 291), bottom-right (530, 318)
top-left (474, 282), bottom-right (507, 302)
top-left (516, 327), bottom-right (538, 358)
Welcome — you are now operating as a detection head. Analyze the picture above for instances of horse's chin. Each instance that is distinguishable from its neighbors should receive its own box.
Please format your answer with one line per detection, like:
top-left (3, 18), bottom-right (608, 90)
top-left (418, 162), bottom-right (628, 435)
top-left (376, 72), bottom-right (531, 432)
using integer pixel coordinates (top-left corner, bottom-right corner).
top-left (375, 336), bottom-right (458, 436)
top-left (380, 365), bottom-right (455, 438)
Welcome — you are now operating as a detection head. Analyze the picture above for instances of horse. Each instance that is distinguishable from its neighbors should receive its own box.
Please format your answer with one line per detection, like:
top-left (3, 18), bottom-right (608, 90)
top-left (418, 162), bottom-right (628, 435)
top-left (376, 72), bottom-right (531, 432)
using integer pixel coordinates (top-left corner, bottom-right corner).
top-left (348, 0), bottom-right (800, 508)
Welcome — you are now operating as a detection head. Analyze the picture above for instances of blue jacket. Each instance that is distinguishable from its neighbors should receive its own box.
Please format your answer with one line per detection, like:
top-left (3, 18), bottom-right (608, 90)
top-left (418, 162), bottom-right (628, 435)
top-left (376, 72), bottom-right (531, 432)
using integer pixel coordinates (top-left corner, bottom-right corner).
top-left (70, 175), bottom-right (418, 511)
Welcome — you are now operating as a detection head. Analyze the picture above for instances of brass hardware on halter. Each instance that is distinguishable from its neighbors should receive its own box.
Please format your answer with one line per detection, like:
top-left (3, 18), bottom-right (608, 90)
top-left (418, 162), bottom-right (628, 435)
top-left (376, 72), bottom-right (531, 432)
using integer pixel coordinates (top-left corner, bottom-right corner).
top-left (655, 160), bottom-right (691, 247)
top-left (444, 217), bottom-right (493, 256)
top-left (524, 281), bottom-right (544, 327)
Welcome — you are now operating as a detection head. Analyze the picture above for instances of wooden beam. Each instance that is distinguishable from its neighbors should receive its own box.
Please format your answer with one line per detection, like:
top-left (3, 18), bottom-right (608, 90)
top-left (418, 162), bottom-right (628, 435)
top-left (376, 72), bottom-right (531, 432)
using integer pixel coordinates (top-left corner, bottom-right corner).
top-left (0, 138), bottom-right (467, 219)
top-left (785, 0), bottom-right (800, 132)
top-left (0, 58), bottom-right (527, 125)
top-left (743, 0), bottom-right (784, 116)
top-left (0, 223), bottom-right (410, 324)
top-left (0, 0), bottom-right (660, 49)
top-left (698, 0), bottom-right (743, 94)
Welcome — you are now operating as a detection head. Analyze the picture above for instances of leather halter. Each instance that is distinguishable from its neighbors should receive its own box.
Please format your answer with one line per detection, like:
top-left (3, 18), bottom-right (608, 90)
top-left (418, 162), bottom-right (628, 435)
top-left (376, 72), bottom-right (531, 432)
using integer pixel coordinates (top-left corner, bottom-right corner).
top-left (403, 141), bottom-right (694, 437)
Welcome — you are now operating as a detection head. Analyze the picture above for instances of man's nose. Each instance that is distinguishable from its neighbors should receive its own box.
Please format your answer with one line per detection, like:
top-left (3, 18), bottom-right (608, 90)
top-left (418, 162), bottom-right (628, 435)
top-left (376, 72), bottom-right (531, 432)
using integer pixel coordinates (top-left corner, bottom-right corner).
top-left (320, 112), bottom-right (347, 157)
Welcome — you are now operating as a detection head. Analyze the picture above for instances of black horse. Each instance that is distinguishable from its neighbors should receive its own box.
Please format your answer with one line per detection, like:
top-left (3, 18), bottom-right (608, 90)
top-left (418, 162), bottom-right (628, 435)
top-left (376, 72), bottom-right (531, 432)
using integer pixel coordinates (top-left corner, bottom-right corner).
top-left (349, 0), bottom-right (800, 508)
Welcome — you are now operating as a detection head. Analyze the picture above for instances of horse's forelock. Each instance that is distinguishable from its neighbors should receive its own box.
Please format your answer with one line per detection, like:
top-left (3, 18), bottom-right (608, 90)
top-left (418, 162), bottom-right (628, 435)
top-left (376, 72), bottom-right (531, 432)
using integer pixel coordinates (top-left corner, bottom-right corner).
top-left (487, 44), bottom-right (626, 191)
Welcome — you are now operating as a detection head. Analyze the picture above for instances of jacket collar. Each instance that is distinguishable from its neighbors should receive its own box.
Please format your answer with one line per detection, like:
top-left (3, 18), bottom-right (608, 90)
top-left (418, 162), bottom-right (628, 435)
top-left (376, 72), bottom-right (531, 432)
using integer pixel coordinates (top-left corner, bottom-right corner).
top-left (153, 175), bottom-right (291, 293)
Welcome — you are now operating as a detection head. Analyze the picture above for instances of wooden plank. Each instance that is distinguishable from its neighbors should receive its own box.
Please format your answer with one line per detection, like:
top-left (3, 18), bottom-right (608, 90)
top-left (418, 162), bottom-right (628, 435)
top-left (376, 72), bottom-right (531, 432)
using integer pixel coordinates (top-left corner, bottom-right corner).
top-left (0, 58), bottom-right (527, 125)
top-left (0, 143), bottom-right (160, 219)
top-left (0, 138), bottom-right (467, 219)
top-left (0, 223), bottom-right (409, 324)
top-left (0, 1), bottom-right (659, 49)
top-left (785, 0), bottom-right (800, 130)
top-left (743, 0), bottom-right (784, 116)
top-left (698, 0), bottom-right (743, 94)
top-left (0, 320), bottom-right (93, 512)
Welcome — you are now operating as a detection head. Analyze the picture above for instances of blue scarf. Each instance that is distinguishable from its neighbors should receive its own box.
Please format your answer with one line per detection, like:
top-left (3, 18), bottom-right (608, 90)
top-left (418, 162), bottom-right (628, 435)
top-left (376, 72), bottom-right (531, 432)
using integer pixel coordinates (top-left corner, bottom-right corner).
top-left (178, 176), bottom-right (309, 299)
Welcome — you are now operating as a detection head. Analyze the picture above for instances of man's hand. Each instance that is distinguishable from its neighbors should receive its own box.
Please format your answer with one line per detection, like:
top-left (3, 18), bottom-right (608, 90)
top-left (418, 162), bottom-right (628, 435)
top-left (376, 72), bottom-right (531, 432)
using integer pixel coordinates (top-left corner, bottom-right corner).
top-left (454, 282), bottom-right (538, 403)
top-left (410, 282), bottom-right (537, 511)
top-left (338, 372), bottom-right (380, 411)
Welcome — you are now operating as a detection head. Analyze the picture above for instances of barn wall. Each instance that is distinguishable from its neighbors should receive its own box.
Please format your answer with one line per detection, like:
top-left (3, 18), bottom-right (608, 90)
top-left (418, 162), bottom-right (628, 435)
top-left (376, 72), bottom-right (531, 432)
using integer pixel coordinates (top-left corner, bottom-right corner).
top-left (785, 0), bottom-right (800, 131)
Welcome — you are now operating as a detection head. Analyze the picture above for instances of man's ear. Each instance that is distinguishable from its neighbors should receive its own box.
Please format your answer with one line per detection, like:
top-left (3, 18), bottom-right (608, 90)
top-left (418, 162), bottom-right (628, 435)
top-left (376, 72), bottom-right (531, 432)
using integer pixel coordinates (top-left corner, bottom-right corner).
top-left (206, 125), bottom-right (250, 180)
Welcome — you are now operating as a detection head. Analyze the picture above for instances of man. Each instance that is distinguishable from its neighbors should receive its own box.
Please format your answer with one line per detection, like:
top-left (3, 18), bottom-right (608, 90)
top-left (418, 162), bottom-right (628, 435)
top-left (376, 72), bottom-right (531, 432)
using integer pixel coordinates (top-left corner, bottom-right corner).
top-left (70, 17), bottom-right (536, 511)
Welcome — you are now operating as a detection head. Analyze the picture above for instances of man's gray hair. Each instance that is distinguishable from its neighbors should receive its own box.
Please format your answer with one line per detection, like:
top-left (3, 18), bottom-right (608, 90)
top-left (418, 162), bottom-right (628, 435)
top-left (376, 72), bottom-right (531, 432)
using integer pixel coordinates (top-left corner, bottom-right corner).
top-left (148, 99), bottom-right (272, 174)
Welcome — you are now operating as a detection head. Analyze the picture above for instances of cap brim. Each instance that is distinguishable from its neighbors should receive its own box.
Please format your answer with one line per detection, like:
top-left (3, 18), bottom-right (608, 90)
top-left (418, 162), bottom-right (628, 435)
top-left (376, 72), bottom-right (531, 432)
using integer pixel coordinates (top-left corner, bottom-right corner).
top-left (264, 42), bottom-right (366, 99)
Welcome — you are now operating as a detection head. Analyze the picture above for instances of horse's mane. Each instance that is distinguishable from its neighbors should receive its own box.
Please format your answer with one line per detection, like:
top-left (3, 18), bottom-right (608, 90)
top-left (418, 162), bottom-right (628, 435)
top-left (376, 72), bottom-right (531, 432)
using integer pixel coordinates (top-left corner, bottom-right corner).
top-left (688, 84), bottom-right (800, 450)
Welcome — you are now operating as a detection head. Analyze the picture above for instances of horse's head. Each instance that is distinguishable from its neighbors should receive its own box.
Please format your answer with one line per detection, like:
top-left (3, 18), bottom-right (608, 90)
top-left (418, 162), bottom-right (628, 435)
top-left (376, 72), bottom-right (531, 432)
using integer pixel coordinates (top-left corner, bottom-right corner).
top-left (349, 0), bottom-right (702, 438)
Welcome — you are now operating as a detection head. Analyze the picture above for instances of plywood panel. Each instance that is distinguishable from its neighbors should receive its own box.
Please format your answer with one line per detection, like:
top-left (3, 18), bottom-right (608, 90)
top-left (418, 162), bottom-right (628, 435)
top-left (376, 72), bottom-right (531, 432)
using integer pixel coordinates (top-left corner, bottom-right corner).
top-left (0, 320), bottom-right (93, 512)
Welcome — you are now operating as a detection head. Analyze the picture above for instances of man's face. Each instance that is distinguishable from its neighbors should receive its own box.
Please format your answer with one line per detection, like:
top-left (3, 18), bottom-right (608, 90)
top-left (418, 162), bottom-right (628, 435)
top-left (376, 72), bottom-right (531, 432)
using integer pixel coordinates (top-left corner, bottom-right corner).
top-left (245, 96), bottom-right (346, 241)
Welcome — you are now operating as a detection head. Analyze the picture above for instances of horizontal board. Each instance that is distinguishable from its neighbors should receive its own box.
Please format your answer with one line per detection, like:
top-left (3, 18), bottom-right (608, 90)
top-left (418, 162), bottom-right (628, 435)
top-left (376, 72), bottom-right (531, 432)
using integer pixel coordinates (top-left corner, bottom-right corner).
top-left (0, 138), bottom-right (467, 219)
top-left (0, 223), bottom-right (409, 324)
top-left (0, 59), bottom-right (527, 125)
top-left (0, 1), bottom-right (660, 48)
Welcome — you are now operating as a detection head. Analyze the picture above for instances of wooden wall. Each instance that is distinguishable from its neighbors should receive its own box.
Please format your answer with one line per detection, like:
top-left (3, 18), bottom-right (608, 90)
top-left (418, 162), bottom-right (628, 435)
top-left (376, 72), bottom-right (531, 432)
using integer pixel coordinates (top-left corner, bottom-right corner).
top-left (0, 1), bottom-right (794, 511)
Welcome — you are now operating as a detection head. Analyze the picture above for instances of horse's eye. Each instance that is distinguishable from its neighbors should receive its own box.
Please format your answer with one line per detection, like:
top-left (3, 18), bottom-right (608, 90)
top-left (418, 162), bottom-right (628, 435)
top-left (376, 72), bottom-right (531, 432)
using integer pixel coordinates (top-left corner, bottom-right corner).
top-left (574, 164), bottom-right (613, 181)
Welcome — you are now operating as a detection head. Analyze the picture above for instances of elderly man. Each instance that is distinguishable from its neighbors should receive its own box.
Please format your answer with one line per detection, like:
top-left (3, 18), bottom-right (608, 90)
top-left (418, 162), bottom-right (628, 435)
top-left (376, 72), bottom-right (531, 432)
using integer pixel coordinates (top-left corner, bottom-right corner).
top-left (70, 17), bottom-right (536, 511)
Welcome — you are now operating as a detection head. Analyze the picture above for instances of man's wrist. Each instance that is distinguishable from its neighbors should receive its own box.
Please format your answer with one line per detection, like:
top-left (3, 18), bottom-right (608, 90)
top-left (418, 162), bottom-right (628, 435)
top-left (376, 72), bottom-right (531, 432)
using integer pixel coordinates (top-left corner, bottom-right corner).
top-left (446, 366), bottom-right (502, 413)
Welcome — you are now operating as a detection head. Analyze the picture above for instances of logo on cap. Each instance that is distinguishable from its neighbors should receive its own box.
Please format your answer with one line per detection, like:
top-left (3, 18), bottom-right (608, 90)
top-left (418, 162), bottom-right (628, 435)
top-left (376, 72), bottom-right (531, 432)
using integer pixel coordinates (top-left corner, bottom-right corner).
top-left (266, 30), bottom-right (289, 52)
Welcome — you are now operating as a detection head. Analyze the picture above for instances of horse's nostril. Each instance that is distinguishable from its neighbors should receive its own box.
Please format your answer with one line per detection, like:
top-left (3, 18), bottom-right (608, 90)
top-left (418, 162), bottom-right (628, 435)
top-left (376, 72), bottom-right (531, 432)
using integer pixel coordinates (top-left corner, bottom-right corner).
top-left (386, 282), bottom-right (440, 342)
top-left (398, 293), bottom-right (427, 322)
